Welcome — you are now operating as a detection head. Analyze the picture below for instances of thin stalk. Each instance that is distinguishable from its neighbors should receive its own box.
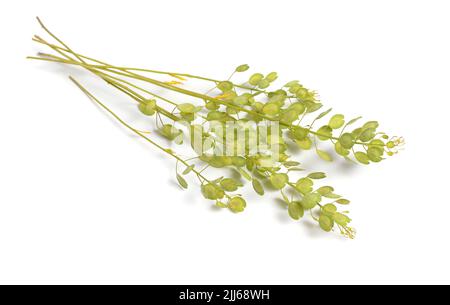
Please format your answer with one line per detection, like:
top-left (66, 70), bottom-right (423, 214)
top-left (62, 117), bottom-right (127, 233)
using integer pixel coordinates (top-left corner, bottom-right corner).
top-left (35, 17), bottom-right (86, 65)
top-left (106, 80), bottom-right (180, 122)
top-left (32, 37), bottom-right (265, 92)
top-left (69, 76), bottom-right (214, 185)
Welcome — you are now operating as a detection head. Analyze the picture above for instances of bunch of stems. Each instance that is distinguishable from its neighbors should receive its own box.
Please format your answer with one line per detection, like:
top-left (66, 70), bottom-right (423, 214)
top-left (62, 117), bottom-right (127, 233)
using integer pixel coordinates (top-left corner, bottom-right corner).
top-left (29, 18), bottom-right (404, 239)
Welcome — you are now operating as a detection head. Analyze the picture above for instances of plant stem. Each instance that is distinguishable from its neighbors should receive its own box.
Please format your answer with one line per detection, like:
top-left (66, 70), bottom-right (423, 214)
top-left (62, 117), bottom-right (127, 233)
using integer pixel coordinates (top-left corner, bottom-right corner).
top-left (69, 76), bottom-right (213, 185)
top-left (32, 37), bottom-right (265, 92)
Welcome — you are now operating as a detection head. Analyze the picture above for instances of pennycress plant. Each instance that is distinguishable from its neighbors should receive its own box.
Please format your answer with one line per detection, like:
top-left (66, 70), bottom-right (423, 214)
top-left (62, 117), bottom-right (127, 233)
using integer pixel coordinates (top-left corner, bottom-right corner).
top-left (29, 18), bottom-right (404, 239)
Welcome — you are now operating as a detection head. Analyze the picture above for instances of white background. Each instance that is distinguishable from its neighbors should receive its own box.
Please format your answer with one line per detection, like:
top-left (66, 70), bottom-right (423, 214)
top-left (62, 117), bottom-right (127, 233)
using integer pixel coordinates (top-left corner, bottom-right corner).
top-left (1, 0), bottom-right (449, 284)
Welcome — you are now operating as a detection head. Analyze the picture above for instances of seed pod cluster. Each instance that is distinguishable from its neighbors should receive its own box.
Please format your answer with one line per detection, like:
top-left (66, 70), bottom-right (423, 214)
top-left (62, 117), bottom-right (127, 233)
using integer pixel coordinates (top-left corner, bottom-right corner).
top-left (29, 18), bottom-right (404, 239)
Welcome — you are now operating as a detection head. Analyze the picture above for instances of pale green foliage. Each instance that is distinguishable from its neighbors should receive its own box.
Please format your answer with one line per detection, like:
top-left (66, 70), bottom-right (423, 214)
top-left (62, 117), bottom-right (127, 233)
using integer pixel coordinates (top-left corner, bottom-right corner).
top-left (308, 172), bottom-right (326, 179)
top-left (288, 201), bottom-right (304, 220)
top-left (354, 152), bottom-right (370, 165)
top-left (301, 193), bottom-right (322, 210)
top-left (270, 173), bottom-right (289, 189)
top-left (228, 197), bottom-right (246, 213)
top-left (329, 114), bottom-right (345, 129)
top-left (249, 73), bottom-right (264, 86)
top-left (317, 150), bottom-right (333, 162)
top-left (235, 64), bottom-right (250, 72)
top-left (252, 179), bottom-right (264, 196)
top-left (317, 186), bottom-right (334, 196)
top-left (339, 133), bottom-right (355, 149)
top-left (176, 174), bottom-right (188, 189)
top-left (262, 103), bottom-right (280, 116)
top-left (201, 183), bottom-right (225, 200)
top-left (336, 199), bottom-right (350, 205)
top-left (220, 178), bottom-right (242, 192)
top-left (31, 20), bottom-right (404, 239)
top-left (217, 81), bottom-right (233, 92)
top-left (319, 214), bottom-right (334, 232)
top-left (296, 177), bottom-right (313, 195)
top-left (138, 99), bottom-right (157, 116)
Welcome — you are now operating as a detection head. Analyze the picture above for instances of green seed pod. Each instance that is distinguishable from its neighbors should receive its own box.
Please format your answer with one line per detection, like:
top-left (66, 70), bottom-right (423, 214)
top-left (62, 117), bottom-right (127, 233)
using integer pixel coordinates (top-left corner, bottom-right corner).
top-left (233, 95), bottom-right (249, 106)
top-left (288, 102), bottom-right (306, 115)
top-left (280, 109), bottom-right (299, 125)
top-left (249, 73), bottom-right (264, 86)
top-left (315, 108), bottom-right (333, 121)
top-left (295, 137), bottom-right (313, 150)
top-left (317, 125), bottom-right (333, 141)
top-left (235, 64), bottom-right (250, 72)
top-left (305, 102), bottom-right (323, 113)
top-left (367, 147), bottom-right (383, 162)
top-left (206, 111), bottom-right (227, 121)
top-left (308, 172), bottom-right (326, 179)
top-left (252, 179), bottom-right (265, 196)
top-left (359, 128), bottom-right (376, 142)
top-left (238, 168), bottom-right (252, 181)
top-left (160, 124), bottom-right (181, 140)
top-left (363, 121), bottom-right (379, 129)
top-left (268, 93), bottom-right (286, 106)
top-left (262, 103), bottom-right (280, 116)
top-left (252, 102), bottom-right (264, 112)
top-left (201, 183), bottom-right (225, 200)
top-left (336, 199), bottom-right (350, 205)
top-left (177, 103), bottom-right (196, 114)
top-left (176, 174), bottom-right (188, 189)
top-left (208, 156), bottom-right (232, 168)
top-left (369, 139), bottom-right (385, 147)
top-left (181, 112), bottom-right (195, 122)
top-left (295, 87), bottom-right (308, 99)
top-left (269, 89), bottom-right (287, 97)
top-left (317, 150), bottom-right (333, 162)
top-left (205, 101), bottom-right (219, 110)
top-left (333, 213), bottom-right (351, 226)
top-left (386, 141), bottom-right (395, 149)
top-left (232, 156), bottom-right (246, 167)
top-left (323, 192), bottom-right (342, 199)
top-left (284, 161), bottom-right (301, 167)
top-left (220, 178), bottom-right (242, 192)
top-left (226, 106), bottom-right (239, 115)
top-left (278, 153), bottom-right (289, 162)
top-left (290, 126), bottom-right (309, 141)
top-left (228, 197), bottom-right (246, 213)
top-left (246, 158), bottom-right (255, 171)
top-left (352, 127), bottom-right (362, 138)
top-left (329, 114), bottom-right (345, 129)
top-left (138, 99), bottom-right (157, 116)
top-left (322, 203), bottom-right (337, 217)
top-left (284, 80), bottom-right (300, 88)
top-left (334, 142), bottom-right (350, 156)
top-left (288, 201), bottom-right (304, 220)
top-left (339, 133), bottom-right (355, 149)
top-left (270, 173), bottom-right (289, 189)
top-left (295, 177), bottom-right (313, 195)
top-left (215, 201), bottom-right (227, 208)
top-left (319, 214), bottom-right (334, 232)
top-left (266, 72), bottom-right (278, 82)
top-left (257, 79), bottom-right (270, 89)
top-left (217, 81), bottom-right (233, 92)
top-left (301, 192), bottom-right (322, 210)
top-left (317, 186), bottom-right (334, 196)
top-left (354, 152), bottom-right (370, 164)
